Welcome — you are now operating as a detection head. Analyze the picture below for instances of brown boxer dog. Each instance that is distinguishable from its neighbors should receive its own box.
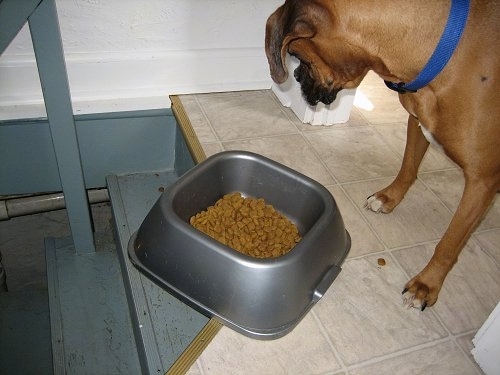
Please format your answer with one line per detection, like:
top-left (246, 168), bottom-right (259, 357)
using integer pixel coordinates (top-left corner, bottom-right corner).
top-left (265, 0), bottom-right (500, 310)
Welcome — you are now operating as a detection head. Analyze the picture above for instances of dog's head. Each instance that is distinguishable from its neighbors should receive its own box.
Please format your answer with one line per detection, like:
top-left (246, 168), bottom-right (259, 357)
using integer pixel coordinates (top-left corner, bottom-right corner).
top-left (265, 0), bottom-right (372, 105)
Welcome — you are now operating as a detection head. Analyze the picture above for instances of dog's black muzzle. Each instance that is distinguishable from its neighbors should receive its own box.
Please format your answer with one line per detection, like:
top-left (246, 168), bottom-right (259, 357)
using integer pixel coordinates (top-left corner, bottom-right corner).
top-left (294, 62), bottom-right (341, 106)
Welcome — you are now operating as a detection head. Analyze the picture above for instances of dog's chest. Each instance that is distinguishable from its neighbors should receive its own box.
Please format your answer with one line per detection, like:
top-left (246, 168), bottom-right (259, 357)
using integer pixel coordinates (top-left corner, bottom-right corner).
top-left (419, 123), bottom-right (443, 150)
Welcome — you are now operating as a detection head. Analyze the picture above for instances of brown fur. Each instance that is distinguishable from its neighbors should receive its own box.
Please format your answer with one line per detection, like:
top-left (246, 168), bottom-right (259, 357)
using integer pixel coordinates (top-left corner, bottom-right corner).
top-left (266, 0), bottom-right (500, 309)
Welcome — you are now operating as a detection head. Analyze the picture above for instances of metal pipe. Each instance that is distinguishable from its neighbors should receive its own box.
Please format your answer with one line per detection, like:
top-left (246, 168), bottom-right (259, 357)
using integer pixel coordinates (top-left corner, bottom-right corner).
top-left (0, 189), bottom-right (109, 220)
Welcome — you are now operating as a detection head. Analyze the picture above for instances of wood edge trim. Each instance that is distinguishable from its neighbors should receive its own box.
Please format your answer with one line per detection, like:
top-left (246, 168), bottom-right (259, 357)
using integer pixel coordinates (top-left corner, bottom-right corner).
top-left (170, 95), bottom-right (207, 164)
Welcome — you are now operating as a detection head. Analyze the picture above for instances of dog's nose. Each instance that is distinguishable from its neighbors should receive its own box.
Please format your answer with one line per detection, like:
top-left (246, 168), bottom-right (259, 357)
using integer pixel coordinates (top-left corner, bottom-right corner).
top-left (320, 88), bottom-right (340, 105)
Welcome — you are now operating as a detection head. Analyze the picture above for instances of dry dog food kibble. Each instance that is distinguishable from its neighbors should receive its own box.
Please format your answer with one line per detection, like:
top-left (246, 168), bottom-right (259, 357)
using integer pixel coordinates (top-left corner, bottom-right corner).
top-left (190, 192), bottom-right (301, 258)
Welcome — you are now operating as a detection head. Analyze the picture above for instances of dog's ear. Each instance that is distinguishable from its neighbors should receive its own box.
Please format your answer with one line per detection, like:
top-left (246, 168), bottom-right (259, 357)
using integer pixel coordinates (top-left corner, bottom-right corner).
top-left (265, 5), bottom-right (315, 84)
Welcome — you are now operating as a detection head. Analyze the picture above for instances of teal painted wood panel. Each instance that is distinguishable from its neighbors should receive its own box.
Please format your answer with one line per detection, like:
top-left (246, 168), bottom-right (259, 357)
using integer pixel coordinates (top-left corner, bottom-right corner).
top-left (0, 119), bottom-right (62, 194)
top-left (0, 109), bottom-right (178, 195)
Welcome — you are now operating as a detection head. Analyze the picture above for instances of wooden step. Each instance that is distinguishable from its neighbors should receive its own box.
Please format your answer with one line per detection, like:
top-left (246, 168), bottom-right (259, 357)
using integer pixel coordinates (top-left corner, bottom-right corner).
top-left (45, 236), bottom-right (142, 374)
top-left (107, 168), bottom-right (210, 374)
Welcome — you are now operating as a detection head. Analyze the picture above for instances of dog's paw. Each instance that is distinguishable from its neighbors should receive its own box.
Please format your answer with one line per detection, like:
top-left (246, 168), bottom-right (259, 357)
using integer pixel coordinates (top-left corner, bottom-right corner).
top-left (402, 288), bottom-right (428, 311)
top-left (365, 194), bottom-right (384, 213)
top-left (402, 279), bottom-right (439, 311)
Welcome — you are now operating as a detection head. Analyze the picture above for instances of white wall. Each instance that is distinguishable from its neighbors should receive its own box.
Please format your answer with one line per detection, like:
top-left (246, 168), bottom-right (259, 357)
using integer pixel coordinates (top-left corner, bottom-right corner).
top-left (0, 0), bottom-right (283, 117)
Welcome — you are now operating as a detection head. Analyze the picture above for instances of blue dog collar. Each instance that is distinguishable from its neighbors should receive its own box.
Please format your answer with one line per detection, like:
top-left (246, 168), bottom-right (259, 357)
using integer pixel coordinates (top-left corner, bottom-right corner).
top-left (385, 0), bottom-right (470, 93)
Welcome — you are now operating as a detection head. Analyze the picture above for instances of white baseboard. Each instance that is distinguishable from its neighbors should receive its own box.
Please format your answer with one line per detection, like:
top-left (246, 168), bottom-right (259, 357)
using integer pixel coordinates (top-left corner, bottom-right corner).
top-left (0, 48), bottom-right (273, 118)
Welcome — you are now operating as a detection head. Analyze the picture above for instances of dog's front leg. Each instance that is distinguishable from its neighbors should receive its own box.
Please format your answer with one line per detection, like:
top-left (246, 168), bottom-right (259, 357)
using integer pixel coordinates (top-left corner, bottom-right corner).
top-left (366, 115), bottom-right (429, 213)
top-left (403, 176), bottom-right (498, 310)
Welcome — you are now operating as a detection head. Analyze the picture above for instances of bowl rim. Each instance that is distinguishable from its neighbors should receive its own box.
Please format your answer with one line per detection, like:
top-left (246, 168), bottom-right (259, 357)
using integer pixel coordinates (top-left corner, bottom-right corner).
top-left (163, 150), bottom-right (338, 265)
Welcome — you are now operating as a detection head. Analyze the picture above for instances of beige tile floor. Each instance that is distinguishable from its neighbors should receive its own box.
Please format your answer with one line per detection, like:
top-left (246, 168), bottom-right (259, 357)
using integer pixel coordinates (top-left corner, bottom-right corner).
top-left (181, 72), bottom-right (500, 375)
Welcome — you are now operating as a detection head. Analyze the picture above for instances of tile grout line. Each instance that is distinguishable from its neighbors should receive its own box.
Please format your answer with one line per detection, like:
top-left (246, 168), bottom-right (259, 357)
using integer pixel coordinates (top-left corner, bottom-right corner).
top-left (299, 130), bottom-right (342, 185)
top-left (192, 94), bottom-right (224, 147)
top-left (471, 231), bottom-right (500, 269)
top-left (454, 330), bottom-right (487, 375)
top-left (310, 309), bottom-right (350, 375)
top-left (333, 181), bottom-right (392, 252)
top-left (416, 174), bottom-right (458, 216)
top-left (218, 130), bottom-right (303, 144)
top-left (343, 336), bottom-right (461, 372)
top-left (268, 90), bottom-right (303, 129)
top-left (370, 123), bottom-right (407, 165)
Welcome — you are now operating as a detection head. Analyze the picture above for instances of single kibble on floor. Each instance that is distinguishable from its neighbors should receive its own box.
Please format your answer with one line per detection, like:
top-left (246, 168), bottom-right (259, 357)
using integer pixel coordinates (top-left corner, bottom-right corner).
top-left (377, 257), bottom-right (386, 266)
top-left (190, 192), bottom-right (301, 258)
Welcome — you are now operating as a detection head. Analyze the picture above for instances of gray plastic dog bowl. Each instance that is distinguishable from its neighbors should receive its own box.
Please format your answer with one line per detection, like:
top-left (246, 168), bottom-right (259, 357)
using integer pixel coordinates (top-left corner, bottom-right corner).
top-left (128, 150), bottom-right (350, 340)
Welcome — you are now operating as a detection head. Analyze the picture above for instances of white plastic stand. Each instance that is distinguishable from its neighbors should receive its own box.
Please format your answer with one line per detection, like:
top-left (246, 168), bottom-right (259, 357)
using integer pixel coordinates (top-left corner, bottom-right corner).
top-left (272, 55), bottom-right (356, 126)
top-left (472, 302), bottom-right (500, 375)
